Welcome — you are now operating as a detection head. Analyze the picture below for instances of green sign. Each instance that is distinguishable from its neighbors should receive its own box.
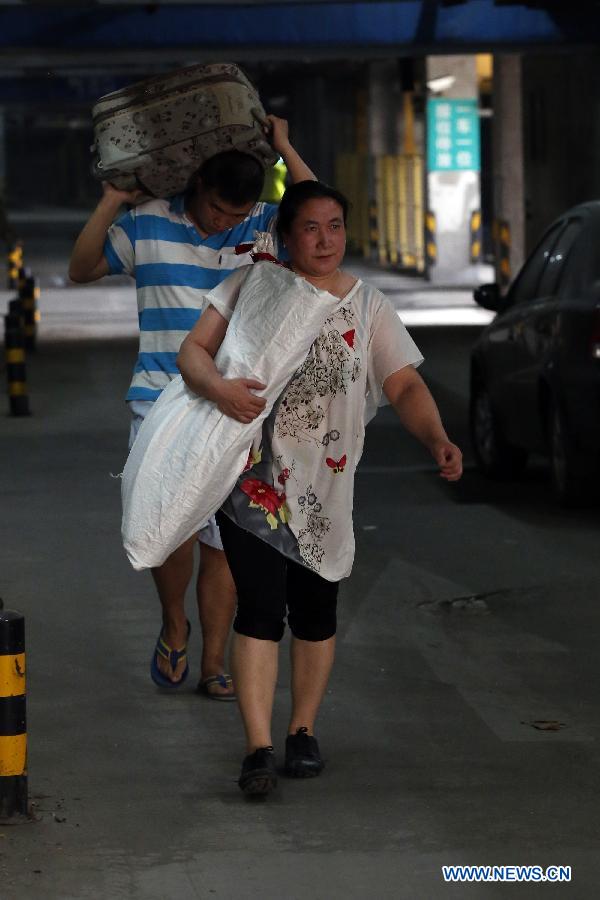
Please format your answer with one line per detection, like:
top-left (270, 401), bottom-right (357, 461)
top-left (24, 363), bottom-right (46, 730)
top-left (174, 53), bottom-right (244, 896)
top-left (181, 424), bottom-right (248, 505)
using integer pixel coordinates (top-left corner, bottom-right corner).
top-left (427, 99), bottom-right (480, 172)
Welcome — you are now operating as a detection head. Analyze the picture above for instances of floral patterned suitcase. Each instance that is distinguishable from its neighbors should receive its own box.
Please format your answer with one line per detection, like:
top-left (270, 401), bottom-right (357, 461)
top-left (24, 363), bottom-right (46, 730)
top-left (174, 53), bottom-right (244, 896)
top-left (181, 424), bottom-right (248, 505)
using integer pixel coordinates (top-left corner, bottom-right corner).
top-left (91, 62), bottom-right (278, 198)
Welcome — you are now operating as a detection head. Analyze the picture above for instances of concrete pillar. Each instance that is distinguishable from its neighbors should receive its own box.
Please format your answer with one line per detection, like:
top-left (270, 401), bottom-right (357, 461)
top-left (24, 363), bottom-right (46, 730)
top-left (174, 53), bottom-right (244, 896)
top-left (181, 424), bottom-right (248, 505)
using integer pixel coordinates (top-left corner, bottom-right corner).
top-left (0, 107), bottom-right (5, 193)
top-left (367, 61), bottom-right (399, 156)
top-left (493, 54), bottom-right (525, 279)
top-left (426, 55), bottom-right (488, 284)
top-left (0, 106), bottom-right (9, 243)
top-left (291, 70), bottom-right (356, 186)
top-left (521, 52), bottom-right (600, 253)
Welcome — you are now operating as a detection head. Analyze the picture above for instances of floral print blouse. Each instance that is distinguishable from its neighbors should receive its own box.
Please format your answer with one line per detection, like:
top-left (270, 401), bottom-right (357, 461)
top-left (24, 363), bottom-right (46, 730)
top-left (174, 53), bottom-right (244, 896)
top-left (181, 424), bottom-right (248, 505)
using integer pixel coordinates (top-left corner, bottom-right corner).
top-left (210, 272), bottom-right (423, 582)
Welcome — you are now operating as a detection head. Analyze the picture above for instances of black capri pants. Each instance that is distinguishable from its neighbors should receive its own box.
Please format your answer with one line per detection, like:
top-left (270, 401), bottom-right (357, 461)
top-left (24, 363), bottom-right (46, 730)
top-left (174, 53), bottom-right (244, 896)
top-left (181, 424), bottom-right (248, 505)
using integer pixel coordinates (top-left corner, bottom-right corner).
top-left (216, 512), bottom-right (339, 643)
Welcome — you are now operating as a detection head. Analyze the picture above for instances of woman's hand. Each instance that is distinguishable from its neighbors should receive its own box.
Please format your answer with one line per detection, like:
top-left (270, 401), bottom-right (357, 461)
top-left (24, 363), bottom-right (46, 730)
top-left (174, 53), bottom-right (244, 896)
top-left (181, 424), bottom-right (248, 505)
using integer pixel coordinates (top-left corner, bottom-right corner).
top-left (215, 378), bottom-right (267, 423)
top-left (430, 440), bottom-right (463, 481)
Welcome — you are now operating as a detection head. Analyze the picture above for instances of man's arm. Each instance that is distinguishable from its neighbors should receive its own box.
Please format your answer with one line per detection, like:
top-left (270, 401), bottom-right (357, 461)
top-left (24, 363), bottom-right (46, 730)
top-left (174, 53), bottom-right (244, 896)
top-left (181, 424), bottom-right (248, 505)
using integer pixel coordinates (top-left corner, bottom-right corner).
top-left (266, 115), bottom-right (316, 184)
top-left (383, 365), bottom-right (463, 482)
top-left (69, 183), bottom-right (143, 283)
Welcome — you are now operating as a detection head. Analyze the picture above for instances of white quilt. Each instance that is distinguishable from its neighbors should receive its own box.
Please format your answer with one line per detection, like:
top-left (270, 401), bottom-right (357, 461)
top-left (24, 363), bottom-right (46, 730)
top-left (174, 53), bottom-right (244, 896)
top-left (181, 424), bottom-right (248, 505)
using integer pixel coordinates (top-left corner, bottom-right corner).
top-left (121, 262), bottom-right (344, 570)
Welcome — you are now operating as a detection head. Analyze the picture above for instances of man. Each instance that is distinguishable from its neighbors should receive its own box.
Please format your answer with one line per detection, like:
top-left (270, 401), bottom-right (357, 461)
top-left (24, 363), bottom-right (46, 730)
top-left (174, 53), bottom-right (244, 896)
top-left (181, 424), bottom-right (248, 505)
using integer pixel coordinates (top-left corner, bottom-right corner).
top-left (69, 115), bottom-right (315, 696)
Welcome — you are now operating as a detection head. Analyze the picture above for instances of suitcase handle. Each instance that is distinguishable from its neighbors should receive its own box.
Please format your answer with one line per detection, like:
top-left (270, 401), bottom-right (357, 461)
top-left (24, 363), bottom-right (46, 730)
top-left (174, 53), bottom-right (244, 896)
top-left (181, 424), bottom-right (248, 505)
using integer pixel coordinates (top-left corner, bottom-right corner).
top-left (251, 106), bottom-right (268, 129)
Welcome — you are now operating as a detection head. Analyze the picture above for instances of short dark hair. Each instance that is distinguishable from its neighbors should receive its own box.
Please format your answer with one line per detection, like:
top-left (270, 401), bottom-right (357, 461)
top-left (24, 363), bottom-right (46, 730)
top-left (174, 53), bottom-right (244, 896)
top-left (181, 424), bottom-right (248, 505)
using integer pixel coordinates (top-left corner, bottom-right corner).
top-left (276, 180), bottom-right (349, 242)
top-left (188, 150), bottom-right (265, 206)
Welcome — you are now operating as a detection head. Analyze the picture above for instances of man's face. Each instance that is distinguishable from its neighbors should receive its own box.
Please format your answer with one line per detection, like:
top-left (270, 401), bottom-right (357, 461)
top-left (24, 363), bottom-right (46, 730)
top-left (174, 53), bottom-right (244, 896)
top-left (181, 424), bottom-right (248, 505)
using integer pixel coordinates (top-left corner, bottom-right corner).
top-left (189, 184), bottom-right (255, 237)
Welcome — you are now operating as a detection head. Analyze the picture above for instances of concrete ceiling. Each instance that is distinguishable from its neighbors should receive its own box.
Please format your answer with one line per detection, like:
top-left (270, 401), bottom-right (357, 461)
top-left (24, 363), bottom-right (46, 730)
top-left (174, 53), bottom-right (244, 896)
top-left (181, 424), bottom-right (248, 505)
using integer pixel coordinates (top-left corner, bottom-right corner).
top-left (0, 1), bottom-right (598, 80)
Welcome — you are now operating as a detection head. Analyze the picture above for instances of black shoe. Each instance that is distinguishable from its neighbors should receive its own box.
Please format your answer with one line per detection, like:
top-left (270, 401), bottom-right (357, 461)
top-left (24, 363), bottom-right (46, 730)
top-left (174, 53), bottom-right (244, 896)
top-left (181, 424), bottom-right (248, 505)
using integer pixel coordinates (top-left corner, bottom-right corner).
top-left (238, 747), bottom-right (277, 795)
top-left (284, 727), bottom-right (324, 778)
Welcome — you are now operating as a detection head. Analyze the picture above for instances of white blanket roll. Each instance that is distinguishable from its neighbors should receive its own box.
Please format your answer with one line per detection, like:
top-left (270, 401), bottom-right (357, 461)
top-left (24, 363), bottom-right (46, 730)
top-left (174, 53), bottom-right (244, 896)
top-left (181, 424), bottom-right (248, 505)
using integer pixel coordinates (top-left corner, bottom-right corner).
top-left (121, 262), bottom-right (343, 570)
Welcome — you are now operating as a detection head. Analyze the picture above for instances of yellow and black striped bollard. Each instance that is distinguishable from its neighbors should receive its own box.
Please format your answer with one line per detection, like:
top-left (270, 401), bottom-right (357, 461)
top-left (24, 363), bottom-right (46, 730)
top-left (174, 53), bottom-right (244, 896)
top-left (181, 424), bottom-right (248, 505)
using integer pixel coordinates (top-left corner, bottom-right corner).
top-left (0, 609), bottom-right (28, 821)
top-left (368, 202), bottom-right (379, 259)
top-left (425, 211), bottom-right (437, 268)
top-left (470, 210), bottom-right (483, 264)
top-left (5, 299), bottom-right (31, 416)
top-left (19, 275), bottom-right (40, 352)
top-left (7, 243), bottom-right (23, 291)
top-left (498, 219), bottom-right (511, 288)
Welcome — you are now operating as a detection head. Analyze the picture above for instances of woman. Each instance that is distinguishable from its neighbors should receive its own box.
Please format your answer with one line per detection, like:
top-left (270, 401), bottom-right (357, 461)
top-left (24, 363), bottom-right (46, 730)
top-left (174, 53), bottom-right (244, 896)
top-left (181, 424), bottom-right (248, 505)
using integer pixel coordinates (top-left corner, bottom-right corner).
top-left (177, 181), bottom-right (462, 796)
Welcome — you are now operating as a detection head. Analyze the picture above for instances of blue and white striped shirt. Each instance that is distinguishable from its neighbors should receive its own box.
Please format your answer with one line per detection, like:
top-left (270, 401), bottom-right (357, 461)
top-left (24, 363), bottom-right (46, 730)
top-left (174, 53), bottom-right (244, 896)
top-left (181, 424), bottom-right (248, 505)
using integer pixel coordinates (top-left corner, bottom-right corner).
top-left (104, 194), bottom-right (278, 401)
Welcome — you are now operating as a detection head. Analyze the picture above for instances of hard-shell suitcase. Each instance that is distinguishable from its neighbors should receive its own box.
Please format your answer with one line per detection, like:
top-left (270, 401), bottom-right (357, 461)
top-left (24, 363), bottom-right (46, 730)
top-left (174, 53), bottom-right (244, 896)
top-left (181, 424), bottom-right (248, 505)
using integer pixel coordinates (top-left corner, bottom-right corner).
top-left (91, 62), bottom-right (278, 198)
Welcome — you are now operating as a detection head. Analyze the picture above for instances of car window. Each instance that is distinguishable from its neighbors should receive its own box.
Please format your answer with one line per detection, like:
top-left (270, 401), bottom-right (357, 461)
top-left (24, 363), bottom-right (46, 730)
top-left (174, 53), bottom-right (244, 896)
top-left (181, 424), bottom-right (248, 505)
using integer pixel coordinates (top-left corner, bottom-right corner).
top-left (509, 222), bottom-right (563, 306)
top-left (536, 218), bottom-right (583, 297)
top-left (557, 219), bottom-right (598, 302)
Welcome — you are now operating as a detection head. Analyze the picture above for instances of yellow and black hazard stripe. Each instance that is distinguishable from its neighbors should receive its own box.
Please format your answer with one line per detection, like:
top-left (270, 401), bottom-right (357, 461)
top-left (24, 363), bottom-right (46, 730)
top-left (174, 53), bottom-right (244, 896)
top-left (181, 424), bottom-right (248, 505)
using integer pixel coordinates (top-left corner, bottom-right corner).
top-left (19, 276), bottom-right (40, 352)
top-left (497, 219), bottom-right (511, 287)
top-left (4, 300), bottom-right (30, 417)
top-left (368, 201), bottom-right (379, 257)
top-left (6, 244), bottom-right (23, 291)
top-left (470, 210), bottom-right (483, 264)
top-left (425, 211), bottom-right (437, 267)
top-left (0, 610), bottom-right (28, 819)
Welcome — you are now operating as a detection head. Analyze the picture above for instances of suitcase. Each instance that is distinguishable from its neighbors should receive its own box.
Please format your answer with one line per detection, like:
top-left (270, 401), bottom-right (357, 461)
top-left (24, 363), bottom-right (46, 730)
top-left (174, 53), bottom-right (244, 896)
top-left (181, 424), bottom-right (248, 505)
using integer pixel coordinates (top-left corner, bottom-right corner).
top-left (91, 62), bottom-right (278, 198)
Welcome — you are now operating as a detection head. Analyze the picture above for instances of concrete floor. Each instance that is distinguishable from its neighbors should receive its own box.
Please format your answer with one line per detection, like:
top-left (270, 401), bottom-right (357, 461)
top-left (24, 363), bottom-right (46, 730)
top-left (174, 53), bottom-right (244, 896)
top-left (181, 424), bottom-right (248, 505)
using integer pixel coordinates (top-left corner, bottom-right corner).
top-left (0, 264), bottom-right (598, 898)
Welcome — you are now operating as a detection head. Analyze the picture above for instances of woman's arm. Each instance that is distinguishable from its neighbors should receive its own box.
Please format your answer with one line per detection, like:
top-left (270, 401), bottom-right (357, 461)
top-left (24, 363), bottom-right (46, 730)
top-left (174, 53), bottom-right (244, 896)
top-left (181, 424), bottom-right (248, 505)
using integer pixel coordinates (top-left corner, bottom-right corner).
top-left (177, 307), bottom-right (267, 424)
top-left (383, 366), bottom-right (463, 481)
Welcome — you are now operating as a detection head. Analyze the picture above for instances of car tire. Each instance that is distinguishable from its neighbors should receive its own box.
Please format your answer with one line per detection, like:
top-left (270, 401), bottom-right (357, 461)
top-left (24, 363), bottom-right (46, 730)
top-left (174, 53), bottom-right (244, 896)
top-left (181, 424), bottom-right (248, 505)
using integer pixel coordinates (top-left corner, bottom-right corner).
top-left (549, 401), bottom-right (598, 507)
top-left (470, 381), bottom-right (528, 478)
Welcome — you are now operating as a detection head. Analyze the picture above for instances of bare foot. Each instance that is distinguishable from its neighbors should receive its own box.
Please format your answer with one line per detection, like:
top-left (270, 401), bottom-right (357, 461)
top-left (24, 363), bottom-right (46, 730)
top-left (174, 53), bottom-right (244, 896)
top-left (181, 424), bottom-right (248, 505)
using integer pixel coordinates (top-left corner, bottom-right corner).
top-left (197, 673), bottom-right (236, 700)
top-left (155, 622), bottom-right (189, 684)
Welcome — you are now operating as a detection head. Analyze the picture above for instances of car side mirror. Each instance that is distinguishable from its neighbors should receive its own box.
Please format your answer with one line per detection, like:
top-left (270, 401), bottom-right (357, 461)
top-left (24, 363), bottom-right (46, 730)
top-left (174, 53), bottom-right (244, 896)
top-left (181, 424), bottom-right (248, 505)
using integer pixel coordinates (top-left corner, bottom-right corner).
top-left (473, 283), bottom-right (503, 312)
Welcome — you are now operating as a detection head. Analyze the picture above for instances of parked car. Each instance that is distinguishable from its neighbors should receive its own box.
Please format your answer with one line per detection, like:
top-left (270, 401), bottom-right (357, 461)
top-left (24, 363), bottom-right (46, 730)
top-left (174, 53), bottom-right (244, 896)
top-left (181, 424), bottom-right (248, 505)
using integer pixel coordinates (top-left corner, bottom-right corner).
top-left (470, 201), bottom-right (600, 505)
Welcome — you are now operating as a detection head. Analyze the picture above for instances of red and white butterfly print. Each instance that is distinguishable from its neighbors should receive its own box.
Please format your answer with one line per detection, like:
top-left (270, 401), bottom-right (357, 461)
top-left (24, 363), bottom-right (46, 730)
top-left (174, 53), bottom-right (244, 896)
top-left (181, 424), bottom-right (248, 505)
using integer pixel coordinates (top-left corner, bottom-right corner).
top-left (326, 454), bottom-right (347, 474)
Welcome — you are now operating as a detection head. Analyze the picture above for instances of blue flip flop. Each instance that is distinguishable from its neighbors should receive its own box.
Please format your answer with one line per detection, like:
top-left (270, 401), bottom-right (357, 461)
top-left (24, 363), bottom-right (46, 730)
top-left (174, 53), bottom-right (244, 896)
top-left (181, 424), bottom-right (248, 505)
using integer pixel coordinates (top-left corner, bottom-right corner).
top-left (150, 619), bottom-right (191, 688)
top-left (195, 673), bottom-right (237, 701)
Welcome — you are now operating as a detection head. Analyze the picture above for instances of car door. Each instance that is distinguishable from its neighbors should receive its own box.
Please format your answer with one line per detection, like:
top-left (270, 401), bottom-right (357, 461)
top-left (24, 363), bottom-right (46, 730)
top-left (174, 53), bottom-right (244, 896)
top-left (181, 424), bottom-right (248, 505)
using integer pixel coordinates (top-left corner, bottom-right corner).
top-left (483, 221), bottom-right (564, 441)
top-left (506, 218), bottom-right (583, 447)
top-left (549, 216), bottom-right (600, 441)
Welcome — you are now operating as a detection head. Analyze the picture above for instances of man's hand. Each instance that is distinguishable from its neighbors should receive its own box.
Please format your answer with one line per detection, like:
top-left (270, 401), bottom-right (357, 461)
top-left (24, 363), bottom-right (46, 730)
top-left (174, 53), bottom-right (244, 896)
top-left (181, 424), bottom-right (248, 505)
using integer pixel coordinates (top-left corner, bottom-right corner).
top-left (262, 113), bottom-right (316, 183)
top-left (264, 115), bottom-right (290, 155)
top-left (215, 378), bottom-right (267, 424)
top-left (101, 182), bottom-right (146, 207)
top-left (430, 441), bottom-right (463, 482)
top-left (69, 181), bottom-right (145, 283)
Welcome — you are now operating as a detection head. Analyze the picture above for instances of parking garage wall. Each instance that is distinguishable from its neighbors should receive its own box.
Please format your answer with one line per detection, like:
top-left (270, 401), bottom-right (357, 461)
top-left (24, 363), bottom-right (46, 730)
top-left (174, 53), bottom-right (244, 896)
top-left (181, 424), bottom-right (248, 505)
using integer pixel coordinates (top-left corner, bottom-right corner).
top-left (522, 51), bottom-right (600, 251)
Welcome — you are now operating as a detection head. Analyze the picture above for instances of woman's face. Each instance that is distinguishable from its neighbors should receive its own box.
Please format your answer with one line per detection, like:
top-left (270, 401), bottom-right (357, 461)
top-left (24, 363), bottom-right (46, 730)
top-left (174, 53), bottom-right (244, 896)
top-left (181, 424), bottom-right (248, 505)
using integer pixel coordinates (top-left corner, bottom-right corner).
top-left (283, 198), bottom-right (346, 279)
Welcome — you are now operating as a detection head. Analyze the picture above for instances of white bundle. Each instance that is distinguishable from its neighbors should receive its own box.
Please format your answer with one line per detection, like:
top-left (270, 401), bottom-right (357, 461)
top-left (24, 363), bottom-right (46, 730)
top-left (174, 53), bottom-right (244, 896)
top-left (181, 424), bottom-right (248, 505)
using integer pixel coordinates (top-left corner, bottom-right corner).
top-left (121, 262), bottom-right (343, 570)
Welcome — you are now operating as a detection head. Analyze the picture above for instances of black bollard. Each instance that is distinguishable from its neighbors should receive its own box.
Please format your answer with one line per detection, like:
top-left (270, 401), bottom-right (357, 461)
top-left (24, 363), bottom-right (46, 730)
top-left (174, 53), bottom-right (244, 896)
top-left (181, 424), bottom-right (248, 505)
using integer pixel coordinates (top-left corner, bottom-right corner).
top-left (19, 275), bottom-right (40, 352)
top-left (4, 299), bottom-right (30, 416)
top-left (470, 210), bottom-right (483, 265)
top-left (0, 610), bottom-right (28, 821)
top-left (497, 219), bottom-right (511, 288)
top-left (425, 210), bottom-right (437, 268)
top-left (6, 244), bottom-right (23, 291)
